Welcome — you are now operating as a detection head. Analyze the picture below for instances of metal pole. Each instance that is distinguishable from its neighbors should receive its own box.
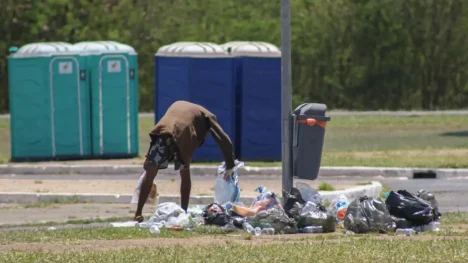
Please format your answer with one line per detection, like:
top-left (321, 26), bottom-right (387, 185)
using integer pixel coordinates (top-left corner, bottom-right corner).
top-left (281, 0), bottom-right (293, 200)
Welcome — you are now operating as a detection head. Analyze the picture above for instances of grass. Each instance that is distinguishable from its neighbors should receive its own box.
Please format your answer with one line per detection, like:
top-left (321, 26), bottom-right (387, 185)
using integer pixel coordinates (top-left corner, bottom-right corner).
top-left (21, 195), bottom-right (88, 209)
top-left (0, 225), bottom-right (233, 245)
top-left (317, 182), bottom-right (335, 191)
top-left (3, 238), bottom-right (468, 263)
top-left (0, 212), bottom-right (467, 262)
top-left (1, 114), bottom-right (468, 167)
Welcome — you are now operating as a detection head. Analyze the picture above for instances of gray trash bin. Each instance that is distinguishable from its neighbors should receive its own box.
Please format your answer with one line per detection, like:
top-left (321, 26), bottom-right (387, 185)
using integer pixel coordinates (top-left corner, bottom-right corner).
top-left (292, 103), bottom-right (331, 180)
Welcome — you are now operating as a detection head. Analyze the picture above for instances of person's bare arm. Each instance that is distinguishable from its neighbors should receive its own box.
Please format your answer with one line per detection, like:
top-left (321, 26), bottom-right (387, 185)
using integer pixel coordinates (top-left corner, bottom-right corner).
top-left (208, 115), bottom-right (236, 170)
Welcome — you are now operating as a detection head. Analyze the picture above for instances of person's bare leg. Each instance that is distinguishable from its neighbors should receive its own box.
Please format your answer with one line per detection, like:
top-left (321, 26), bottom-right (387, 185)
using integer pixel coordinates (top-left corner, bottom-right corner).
top-left (134, 163), bottom-right (158, 222)
top-left (180, 167), bottom-right (191, 211)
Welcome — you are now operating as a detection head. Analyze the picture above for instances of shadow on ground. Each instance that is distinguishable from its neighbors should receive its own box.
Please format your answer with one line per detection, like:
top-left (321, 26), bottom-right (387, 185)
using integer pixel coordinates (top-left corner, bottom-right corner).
top-left (440, 130), bottom-right (468, 137)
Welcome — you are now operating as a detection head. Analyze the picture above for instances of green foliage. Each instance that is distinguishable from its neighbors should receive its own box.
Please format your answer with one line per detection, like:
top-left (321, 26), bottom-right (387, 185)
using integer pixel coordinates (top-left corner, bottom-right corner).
top-left (1, 0), bottom-right (467, 112)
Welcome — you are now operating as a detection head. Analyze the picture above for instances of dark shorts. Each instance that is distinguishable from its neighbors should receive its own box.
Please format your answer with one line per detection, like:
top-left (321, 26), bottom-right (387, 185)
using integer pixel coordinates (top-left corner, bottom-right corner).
top-left (145, 135), bottom-right (189, 171)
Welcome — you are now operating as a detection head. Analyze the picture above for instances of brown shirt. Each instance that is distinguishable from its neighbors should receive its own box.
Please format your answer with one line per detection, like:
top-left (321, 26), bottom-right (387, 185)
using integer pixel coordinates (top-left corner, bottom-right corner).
top-left (150, 101), bottom-right (236, 169)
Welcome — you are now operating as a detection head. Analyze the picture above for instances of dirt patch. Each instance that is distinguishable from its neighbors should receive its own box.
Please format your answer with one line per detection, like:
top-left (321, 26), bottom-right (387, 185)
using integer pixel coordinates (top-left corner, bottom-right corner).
top-left (1, 234), bottom-right (467, 253)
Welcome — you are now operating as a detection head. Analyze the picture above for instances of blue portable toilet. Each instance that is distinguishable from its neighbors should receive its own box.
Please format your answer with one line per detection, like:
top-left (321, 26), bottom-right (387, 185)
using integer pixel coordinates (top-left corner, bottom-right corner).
top-left (8, 42), bottom-right (92, 161)
top-left (155, 42), bottom-right (236, 162)
top-left (222, 41), bottom-right (282, 161)
top-left (73, 41), bottom-right (139, 158)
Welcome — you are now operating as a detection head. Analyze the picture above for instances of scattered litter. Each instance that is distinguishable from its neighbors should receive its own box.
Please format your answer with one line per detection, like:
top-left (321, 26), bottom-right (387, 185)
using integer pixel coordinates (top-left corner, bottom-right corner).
top-left (328, 194), bottom-right (349, 224)
top-left (395, 228), bottom-right (417, 236)
top-left (131, 172), bottom-right (158, 205)
top-left (344, 196), bottom-right (394, 234)
top-left (254, 227), bottom-right (262, 236)
top-left (203, 203), bottom-right (230, 226)
top-left (283, 186), bottom-right (335, 233)
top-left (301, 225), bottom-right (323, 234)
top-left (47, 227), bottom-right (57, 231)
top-left (110, 221), bottom-right (138, 228)
top-left (124, 163), bottom-right (444, 238)
top-left (261, 228), bottom-right (275, 235)
top-left (149, 225), bottom-right (160, 234)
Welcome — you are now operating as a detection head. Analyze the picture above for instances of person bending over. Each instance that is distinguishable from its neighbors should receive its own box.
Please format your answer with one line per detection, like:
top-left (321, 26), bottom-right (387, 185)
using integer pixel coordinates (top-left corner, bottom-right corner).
top-left (133, 100), bottom-right (236, 222)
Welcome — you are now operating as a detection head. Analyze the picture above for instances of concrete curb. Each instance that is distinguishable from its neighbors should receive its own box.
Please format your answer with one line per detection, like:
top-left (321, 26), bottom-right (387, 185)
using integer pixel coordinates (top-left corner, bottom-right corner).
top-left (0, 182), bottom-right (382, 205)
top-left (1, 164), bottom-right (468, 178)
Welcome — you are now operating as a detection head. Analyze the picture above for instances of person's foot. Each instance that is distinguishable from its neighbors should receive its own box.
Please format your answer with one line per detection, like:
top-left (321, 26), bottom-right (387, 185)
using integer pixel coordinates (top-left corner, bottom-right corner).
top-left (133, 215), bottom-right (144, 223)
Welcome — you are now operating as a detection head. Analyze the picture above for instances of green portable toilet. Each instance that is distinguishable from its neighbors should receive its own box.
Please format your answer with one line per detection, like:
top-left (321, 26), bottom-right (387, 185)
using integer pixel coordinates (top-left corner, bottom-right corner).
top-left (73, 41), bottom-right (139, 158)
top-left (8, 42), bottom-right (92, 161)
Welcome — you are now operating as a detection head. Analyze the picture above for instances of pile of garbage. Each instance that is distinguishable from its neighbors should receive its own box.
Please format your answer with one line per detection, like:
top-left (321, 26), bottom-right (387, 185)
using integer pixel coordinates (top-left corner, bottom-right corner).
top-left (119, 162), bottom-right (442, 236)
top-left (343, 189), bottom-right (441, 235)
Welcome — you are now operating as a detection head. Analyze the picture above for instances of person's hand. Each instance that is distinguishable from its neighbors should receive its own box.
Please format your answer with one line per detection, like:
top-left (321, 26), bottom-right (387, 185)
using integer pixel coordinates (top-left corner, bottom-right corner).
top-left (224, 169), bottom-right (234, 181)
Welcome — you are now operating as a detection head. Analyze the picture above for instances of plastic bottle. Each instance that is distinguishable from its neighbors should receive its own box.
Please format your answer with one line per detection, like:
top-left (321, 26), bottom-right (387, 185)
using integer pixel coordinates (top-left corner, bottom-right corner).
top-left (254, 227), bottom-right (262, 236)
top-left (302, 226), bottom-right (323, 234)
top-left (149, 225), bottom-right (161, 234)
top-left (262, 228), bottom-right (275, 235)
top-left (430, 221), bottom-right (441, 231)
top-left (421, 221), bottom-right (441, 232)
top-left (395, 228), bottom-right (416, 236)
top-left (243, 222), bottom-right (255, 234)
top-left (138, 222), bottom-right (152, 228)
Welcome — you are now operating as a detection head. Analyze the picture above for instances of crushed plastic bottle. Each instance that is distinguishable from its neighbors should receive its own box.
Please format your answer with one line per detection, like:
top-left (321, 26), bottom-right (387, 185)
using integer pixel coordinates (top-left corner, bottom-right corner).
top-left (243, 222), bottom-right (255, 234)
top-left (262, 228), bottom-right (275, 235)
top-left (396, 228), bottom-right (416, 236)
top-left (345, 230), bottom-right (355, 235)
top-left (302, 226), bottom-right (323, 234)
top-left (420, 221), bottom-right (441, 232)
top-left (149, 225), bottom-right (161, 234)
top-left (138, 222), bottom-right (152, 228)
top-left (254, 227), bottom-right (262, 236)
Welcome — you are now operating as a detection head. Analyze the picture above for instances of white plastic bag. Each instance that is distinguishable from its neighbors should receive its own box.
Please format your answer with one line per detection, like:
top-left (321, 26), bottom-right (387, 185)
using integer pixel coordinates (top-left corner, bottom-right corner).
top-left (151, 202), bottom-right (185, 223)
top-left (131, 172), bottom-right (158, 205)
top-left (214, 160), bottom-right (244, 205)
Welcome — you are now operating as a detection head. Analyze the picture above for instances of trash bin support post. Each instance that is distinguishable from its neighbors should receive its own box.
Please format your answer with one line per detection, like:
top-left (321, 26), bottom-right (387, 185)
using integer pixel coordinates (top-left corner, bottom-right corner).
top-left (281, 0), bottom-right (293, 201)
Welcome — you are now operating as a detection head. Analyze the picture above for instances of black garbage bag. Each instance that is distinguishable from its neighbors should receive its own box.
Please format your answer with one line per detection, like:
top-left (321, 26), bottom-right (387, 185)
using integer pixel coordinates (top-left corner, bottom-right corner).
top-left (297, 210), bottom-right (337, 233)
top-left (203, 203), bottom-right (230, 226)
top-left (416, 189), bottom-right (442, 221)
top-left (344, 196), bottom-right (394, 234)
top-left (283, 187), bottom-right (306, 218)
top-left (385, 190), bottom-right (435, 226)
top-left (283, 187), bottom-right (327, 218)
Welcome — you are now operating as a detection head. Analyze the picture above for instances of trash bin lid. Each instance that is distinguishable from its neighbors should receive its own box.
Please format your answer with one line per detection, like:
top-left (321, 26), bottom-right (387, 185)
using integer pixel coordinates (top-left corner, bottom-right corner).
top-left (73, 41), bottom-right (136, 55)
top-left (155, 42), bottom-right (228, 57)
top-left (294, 103), bottom-right (330, 121)
top-left (10, 42), bottom-right (80, 58)
top-left (221, 41), bottom-right (281, 57)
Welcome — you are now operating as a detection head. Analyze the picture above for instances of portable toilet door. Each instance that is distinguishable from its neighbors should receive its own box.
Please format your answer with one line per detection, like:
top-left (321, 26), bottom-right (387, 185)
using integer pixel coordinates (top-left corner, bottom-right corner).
top-left (222, 41), bottom-right (282, 161)
top-left (8, 42), bottom-right (91, 161)
top-left (155, 42), bottom-right (236, 162)
top-left (74, 41), bottom-right (139, 158)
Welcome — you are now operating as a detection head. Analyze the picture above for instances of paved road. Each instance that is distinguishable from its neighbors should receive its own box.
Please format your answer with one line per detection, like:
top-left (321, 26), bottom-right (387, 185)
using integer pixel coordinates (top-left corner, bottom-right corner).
top-left (1, 173), bottom-right (465, 213)
top-left (1, 110), bottom-right (467, 119)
